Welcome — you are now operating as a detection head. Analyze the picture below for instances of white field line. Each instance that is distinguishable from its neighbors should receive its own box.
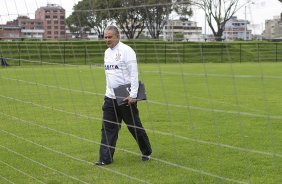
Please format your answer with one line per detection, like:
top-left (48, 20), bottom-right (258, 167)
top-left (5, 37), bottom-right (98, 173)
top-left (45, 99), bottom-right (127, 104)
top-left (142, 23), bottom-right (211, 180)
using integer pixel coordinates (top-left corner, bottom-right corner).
top-left (0, 130), bottom-right (151, 184)
top-left (1, 96), bottom-right (282, 159)
top-left (0, 76), bottom-right (281, 120)
top-left (1, 129), bottom-right (248, 184)
top-left (0, 174), bottom-right (15, 184)
top-left (0, 160), bottom-right (46, 184)
top-left (0, 144), bottom-right (90, 184)
top-left (142, 70), bottom-right (282, 80)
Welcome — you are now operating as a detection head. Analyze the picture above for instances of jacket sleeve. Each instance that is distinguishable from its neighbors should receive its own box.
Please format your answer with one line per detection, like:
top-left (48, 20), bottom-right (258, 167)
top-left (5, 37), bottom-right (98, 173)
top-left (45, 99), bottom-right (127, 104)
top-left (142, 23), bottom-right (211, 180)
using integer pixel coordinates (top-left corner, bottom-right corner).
top-left (126, 47), bottom-right (139, 98)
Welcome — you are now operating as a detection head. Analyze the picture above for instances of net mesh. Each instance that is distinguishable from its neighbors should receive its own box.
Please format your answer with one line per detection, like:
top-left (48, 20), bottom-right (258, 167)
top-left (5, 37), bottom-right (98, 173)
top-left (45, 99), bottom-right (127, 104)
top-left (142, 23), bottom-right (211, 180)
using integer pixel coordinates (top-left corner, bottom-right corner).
top-left (0, 0), bottom-right (281, 184)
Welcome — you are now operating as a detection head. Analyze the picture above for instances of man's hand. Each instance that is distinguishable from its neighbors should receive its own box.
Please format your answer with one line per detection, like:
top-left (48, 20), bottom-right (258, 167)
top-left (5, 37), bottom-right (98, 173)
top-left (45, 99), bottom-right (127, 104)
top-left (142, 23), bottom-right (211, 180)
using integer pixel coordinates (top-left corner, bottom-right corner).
top-left (124, 96), bottom-right (137, 105)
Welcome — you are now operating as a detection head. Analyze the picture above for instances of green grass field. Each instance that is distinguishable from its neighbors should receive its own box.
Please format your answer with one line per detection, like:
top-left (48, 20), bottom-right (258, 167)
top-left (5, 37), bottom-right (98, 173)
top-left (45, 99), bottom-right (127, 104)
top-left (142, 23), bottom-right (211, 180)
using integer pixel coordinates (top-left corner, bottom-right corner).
top-left (0, 63), bottom-right (281, 184)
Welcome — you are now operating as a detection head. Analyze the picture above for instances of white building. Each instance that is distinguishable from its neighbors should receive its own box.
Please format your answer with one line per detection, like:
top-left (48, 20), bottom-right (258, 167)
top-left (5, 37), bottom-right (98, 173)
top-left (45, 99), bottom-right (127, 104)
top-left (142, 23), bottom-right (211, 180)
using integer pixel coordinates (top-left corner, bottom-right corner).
top-left (223, 16), bottom-right (252, 41)
top-left (113, 18), bottom-right (203, 41)
top-left (162, 18), bottom-right (202, 41)
top-left (21, 29), bottom-right (44, 39)
top-left (137, 18), bottom-right (202, 41)
top-left (262, 14), bottom-right (282, 40)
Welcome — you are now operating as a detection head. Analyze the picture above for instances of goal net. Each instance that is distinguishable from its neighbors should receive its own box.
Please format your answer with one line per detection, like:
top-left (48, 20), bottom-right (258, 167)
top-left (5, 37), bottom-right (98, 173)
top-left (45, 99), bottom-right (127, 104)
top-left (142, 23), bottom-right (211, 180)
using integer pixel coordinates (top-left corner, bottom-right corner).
top-left (0, 0), bottom-right (281, 183)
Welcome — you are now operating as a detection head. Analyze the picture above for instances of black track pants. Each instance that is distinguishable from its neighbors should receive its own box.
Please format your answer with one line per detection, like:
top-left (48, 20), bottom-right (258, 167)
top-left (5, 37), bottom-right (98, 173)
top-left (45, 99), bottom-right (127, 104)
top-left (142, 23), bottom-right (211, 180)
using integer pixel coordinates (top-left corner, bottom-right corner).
top-left (98, 96), bottom-right (152, 164)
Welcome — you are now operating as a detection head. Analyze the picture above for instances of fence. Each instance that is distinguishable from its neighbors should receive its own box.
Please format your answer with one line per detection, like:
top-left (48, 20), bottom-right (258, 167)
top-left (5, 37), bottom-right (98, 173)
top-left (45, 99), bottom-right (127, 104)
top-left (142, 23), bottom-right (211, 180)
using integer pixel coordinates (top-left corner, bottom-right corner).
top-left (0, 41), bottom-right (281, 66)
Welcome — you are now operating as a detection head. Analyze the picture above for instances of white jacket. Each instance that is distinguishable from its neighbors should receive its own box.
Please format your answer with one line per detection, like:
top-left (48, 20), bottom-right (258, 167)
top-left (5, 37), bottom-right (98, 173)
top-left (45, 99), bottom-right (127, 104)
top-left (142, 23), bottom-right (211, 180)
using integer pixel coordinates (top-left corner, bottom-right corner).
top-left (104, 42), bottom-right (139, 99)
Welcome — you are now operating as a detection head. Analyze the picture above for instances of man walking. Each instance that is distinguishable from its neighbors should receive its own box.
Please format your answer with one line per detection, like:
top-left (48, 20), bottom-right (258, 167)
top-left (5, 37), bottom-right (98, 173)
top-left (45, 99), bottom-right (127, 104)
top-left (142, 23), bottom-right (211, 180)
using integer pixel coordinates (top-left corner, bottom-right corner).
top-left (95, 25), bottom-right (152, 166)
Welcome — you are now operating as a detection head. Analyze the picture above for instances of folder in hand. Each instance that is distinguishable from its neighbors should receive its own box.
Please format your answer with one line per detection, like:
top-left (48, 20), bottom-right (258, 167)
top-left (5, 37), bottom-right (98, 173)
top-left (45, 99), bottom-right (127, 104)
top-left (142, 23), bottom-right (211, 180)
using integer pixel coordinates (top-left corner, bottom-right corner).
top-left (113, 81), bottom-right (147, 106)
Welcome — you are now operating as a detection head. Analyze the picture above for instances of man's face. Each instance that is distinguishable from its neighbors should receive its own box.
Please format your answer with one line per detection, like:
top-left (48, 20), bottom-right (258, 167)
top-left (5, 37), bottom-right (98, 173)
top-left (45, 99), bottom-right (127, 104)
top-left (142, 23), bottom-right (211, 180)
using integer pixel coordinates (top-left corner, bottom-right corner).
top-left (104, 30), bottom-right (119, 48)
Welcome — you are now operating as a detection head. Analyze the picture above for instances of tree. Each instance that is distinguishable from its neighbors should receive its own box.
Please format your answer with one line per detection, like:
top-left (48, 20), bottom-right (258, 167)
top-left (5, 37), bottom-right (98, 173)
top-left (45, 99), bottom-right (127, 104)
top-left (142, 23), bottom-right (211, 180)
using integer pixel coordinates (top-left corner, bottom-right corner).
top-left (108, 0), bottom-right (147, 39)
top-left (66, 0), bottom-right (147, 39)
top-left (173, 0), bottom-right (193, 18)
top-left (90, 0), bottom-right (113, 38)
top-left (192, 0), bottom-right (252, 41)
top-left (142, 0), bottom-right (192, 39)
top-left (66, 0), bottom-right (193, 40)
top-left (66, 13), bottom-right (83, 38)
top-left (66, 0), bottom-right (110, 38)
top-left (66, 0), bottom-right (90, 38)
top-left (142, 0), bottom-right (173, 39)
top-left (174, 32), bottom-right (185, 41)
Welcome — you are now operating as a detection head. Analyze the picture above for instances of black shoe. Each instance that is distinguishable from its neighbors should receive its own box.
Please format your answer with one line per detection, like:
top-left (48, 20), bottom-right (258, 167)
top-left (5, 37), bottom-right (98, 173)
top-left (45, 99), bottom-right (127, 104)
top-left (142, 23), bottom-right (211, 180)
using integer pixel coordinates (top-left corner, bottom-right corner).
top-left (94, 161), bottom-right (106, 166)
top-left (141, 155), bottom-right (151, 161)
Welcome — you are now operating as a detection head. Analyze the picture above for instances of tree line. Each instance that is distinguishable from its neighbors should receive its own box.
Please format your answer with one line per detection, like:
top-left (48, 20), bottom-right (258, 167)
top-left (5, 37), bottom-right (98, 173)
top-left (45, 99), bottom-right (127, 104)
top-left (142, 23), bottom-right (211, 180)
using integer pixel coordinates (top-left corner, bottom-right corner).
top-left (66, 0), bottom-right (258, 41)
top-left (66, 0), bottom-right (193, 39)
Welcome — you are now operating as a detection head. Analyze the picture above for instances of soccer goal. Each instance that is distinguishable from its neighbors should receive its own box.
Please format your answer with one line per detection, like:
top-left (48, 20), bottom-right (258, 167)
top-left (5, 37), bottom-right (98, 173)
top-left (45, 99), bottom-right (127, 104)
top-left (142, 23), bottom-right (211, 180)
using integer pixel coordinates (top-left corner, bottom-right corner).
top-left (0, 1), bottom-right (281, 184)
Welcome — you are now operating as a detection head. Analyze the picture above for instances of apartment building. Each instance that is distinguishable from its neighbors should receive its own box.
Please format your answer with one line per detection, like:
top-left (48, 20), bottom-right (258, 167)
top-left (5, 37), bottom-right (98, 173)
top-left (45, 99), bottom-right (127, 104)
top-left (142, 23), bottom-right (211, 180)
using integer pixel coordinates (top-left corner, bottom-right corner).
top-left (222, 16), bottom-right (252, 41)
top-left (162, 18), bottom-right (202, 41)
top-left (262, 13), bottom-right (282, 40)
top-left (0, 25), bottom-right (21, 40)
top-left (35, 4), bottom-right (66, 40)
top-left (134, 18), bottom-right (202, 41)
top-left (7, 16), bottom-right (44, 39)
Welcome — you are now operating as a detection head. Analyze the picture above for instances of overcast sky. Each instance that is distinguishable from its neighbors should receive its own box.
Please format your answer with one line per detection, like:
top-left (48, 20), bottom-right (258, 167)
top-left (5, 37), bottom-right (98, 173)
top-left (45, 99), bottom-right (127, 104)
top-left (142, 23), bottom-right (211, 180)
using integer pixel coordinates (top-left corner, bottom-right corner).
top-left (0, 0), bottom-right (281, 34)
